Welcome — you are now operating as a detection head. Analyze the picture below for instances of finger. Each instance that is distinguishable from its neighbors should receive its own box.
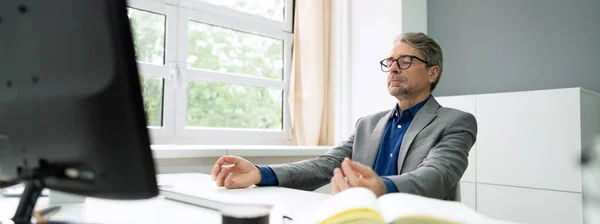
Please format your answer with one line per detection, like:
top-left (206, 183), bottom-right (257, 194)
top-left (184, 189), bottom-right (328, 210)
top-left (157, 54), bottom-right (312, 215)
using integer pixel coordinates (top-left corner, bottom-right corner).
top-left (342, 159), bottom-right (360, 186)
top-left (349, 161), bottom-right (375, 178)
top-left (215, 166), bottom-right (231, 187)
top-left (222, 156), bottom-right (243, 165)
top-left (211, 164), bottom-right (220, 181)
top-left (334, 168), bottom-right (350, 190)
top-left (331, 177), bottom-right (340, 195)
top-left (224, 173), bottom-right (236, 189)
top-left (211, 156), bottom-right (228, 180)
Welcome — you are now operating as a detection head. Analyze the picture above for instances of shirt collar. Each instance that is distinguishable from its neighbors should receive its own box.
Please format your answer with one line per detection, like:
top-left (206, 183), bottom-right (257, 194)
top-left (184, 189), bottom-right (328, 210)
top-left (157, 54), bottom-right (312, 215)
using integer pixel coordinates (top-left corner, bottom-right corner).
top-left (392, 95), bottom-right (431, 120)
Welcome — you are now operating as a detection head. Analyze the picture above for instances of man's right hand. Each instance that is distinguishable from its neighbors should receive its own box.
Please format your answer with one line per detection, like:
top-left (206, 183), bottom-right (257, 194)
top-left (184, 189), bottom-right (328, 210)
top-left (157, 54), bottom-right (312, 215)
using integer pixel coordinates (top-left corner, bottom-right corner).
top-left (211, 156), bottom-right (262, 189)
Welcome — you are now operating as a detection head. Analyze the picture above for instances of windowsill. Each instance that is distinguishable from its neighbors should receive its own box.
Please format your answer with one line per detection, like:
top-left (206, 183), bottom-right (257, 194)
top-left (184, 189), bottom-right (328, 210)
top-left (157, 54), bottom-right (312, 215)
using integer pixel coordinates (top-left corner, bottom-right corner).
top-left (151, 145), bottom-right (333, 159)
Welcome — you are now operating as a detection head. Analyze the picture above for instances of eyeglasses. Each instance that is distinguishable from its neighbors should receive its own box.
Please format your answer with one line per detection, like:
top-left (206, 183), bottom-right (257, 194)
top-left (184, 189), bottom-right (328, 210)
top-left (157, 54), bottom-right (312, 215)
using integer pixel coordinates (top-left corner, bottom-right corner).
top-left (379, 55), bottom-right (428, 72)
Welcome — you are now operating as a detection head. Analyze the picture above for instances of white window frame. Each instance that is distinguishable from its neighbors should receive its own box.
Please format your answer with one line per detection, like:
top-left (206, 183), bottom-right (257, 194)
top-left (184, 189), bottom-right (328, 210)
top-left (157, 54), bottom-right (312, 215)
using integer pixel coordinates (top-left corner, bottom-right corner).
top-left (126, 0), bottom-right (178, 144)
top-left (127, 0), bottom-right (294, 145)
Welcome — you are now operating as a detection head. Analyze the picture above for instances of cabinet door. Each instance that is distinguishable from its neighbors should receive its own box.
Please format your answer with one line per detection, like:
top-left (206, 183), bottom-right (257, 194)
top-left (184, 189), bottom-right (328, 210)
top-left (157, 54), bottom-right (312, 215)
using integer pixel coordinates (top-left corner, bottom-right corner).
top-left (477, 184), bottom-right (582, 224)
top-left (476, 88), bottom-right (582, 192)
top-left (436, 95), bottom-right (477, 183)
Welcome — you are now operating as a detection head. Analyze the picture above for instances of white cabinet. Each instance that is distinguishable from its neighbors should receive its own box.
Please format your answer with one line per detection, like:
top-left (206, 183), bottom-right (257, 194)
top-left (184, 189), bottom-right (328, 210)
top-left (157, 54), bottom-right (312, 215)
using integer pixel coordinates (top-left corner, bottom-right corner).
top-left (459, 181), bottom-right (477, 210)
top-left (476, 89), bottom-right (582, 192)
top-left (436, 88), bottom-right (600, 224)
top-left (477, 184), bottom-right (583, 224)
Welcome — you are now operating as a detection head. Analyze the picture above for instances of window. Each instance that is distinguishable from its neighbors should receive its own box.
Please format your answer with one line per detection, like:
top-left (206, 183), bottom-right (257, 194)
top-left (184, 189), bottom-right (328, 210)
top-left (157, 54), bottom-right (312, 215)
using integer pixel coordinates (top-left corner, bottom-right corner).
top-left (127, 0), bottom-right (293, 145)
top-left (195, 0), bottom-right (285, 21)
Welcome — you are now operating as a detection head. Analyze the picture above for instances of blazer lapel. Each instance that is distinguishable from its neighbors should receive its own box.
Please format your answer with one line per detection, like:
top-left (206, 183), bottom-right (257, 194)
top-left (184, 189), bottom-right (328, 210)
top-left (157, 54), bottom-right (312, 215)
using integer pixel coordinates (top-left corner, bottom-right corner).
top-left (397, 97), bottom-right (440, 173)
top-left (363, 110), bottom-right (393, 168)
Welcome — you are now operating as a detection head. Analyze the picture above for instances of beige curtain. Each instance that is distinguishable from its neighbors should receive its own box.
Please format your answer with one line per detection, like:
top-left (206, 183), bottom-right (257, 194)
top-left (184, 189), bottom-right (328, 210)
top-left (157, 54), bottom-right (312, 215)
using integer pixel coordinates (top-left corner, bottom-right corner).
top-left (288, 0), bottom-right (334, 146)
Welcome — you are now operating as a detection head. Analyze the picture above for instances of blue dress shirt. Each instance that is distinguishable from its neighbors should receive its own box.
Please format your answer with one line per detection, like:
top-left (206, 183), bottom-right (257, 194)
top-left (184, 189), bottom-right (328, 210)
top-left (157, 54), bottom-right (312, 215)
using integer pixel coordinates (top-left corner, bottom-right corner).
top-left (257, 96), bottom-right (431, 193)
top-left (376, 96), bottom-right (430, 193)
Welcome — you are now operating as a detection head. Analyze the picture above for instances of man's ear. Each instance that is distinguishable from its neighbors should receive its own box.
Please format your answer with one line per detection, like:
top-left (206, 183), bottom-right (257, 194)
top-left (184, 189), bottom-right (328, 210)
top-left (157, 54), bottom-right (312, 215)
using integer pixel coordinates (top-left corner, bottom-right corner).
top-left (428, 66), bottom-right (440, 83)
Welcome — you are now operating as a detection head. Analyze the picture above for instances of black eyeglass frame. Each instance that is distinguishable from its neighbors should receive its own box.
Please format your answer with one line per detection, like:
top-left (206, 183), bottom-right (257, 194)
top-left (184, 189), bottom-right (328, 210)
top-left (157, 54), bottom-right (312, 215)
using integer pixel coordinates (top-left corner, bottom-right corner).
top-left (379, 55), bottom-right (428, 72)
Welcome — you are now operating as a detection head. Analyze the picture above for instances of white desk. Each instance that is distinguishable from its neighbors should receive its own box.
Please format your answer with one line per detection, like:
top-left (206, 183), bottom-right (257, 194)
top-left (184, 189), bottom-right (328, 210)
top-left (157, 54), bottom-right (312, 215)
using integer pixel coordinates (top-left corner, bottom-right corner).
top-left (0, 173), bottom-right (331, 224)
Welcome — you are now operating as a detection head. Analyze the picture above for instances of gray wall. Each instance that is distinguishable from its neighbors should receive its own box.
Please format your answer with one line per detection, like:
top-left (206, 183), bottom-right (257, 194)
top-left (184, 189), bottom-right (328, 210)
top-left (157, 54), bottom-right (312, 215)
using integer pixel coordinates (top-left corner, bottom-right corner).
top-left (428, 0), bottom-right (600, 96)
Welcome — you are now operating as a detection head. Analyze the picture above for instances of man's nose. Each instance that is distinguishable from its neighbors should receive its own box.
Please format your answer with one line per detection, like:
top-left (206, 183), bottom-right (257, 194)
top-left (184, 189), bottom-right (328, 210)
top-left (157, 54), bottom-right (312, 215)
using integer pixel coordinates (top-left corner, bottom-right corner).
top-left (389, 61), bottom-right (401, 74)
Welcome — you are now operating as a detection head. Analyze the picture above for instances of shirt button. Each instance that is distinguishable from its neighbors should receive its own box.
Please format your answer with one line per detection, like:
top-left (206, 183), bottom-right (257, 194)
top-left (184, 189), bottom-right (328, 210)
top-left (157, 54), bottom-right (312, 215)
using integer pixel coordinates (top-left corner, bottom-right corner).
top-left (390, 153), bottom-right (393, 157)
top-left (397, 125), bottom-right (402, 129)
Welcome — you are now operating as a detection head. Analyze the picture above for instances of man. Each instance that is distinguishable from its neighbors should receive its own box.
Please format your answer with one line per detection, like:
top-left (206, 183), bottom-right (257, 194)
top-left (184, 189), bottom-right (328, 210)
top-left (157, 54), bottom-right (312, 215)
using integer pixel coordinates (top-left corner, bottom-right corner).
top-left (211, 32), bottom-right (477, 200)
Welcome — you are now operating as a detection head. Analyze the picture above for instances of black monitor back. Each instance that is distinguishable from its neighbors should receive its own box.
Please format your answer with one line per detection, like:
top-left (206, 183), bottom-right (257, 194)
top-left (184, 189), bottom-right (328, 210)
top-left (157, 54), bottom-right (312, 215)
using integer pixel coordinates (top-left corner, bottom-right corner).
top-left (0, 0), bottom-right (158, 199)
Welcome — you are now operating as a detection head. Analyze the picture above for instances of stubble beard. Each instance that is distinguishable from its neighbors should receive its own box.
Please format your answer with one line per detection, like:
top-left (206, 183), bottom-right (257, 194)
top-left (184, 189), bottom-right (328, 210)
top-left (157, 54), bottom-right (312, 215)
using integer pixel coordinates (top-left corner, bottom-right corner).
top-left (388, 84), bottom-right (409, 98)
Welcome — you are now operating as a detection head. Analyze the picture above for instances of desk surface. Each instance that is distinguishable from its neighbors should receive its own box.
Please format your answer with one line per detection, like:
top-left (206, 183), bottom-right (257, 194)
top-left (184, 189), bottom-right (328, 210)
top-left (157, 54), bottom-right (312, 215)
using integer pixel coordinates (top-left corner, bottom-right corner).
top-left (158, 173), bottom-right (331, 219)
top-left (0, 173), bottom-right (331, 224)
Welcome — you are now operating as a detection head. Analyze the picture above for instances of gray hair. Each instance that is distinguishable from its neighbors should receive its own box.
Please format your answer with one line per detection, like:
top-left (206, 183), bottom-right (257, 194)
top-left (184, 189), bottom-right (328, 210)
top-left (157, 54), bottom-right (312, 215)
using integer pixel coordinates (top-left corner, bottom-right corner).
top-left (394, 32), bottom-right (443, 91)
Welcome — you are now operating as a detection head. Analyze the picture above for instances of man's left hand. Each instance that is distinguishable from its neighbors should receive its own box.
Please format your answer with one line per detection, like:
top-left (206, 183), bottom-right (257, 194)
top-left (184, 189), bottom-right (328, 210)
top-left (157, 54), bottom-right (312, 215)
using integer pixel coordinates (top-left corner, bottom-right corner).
top-left (331, 158), bottom-right (387, 197)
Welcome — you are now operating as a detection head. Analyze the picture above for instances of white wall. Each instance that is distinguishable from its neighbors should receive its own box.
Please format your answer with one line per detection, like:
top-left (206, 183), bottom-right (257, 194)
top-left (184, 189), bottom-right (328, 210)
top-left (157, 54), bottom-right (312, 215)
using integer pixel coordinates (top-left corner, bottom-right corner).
top-left (349, 0), bottom-right (402, 127)
top-left (339, 0), bottom-right (428, 139)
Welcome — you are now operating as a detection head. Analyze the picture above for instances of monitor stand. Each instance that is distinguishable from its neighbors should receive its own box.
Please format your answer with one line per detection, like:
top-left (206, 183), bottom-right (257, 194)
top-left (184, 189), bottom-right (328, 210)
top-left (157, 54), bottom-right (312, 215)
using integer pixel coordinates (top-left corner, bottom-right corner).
top-left (12, 180), bottom-right (45, 224)
top-left (1, 161), bottom-right (84, 224)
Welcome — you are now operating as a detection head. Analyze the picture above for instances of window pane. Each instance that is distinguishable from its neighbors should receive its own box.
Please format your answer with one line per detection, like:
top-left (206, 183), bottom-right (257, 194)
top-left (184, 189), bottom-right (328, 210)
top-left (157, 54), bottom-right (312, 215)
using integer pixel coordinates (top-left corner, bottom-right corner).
top-left (127, 8), bottom-right (166, 65)
top-left (140, 76), bottom-right (164, 127)
top-left (198, 0), bottom-right (284, 21)
top-left (188, 21), bottom-right (284, 80)
top-left (186, 81), bottom-right (282, 129)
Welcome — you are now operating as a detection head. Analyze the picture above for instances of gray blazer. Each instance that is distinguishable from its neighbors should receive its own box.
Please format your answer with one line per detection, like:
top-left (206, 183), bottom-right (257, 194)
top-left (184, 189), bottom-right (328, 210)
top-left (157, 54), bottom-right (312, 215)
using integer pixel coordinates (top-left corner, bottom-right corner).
top-left (269, 97), bottom-right (477, 200)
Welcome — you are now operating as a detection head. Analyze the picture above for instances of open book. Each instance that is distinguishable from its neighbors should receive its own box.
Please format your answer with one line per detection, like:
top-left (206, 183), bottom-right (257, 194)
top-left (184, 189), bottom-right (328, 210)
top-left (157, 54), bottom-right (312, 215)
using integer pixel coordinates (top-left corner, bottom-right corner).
top-left (293, 187), bottom-right (518, 224)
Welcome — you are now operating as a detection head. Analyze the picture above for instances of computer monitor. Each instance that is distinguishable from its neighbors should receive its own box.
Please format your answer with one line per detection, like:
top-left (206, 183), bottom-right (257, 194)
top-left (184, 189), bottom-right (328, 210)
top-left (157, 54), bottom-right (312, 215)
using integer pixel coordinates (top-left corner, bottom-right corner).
top-left (0, 0), bottom-right (158, 223)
